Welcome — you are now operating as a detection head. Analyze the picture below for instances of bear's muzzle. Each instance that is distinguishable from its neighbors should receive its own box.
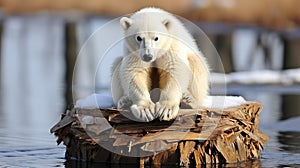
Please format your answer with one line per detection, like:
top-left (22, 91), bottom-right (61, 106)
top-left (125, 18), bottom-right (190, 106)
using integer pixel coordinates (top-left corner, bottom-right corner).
top-left (142, 54), bottom-right (154, 62)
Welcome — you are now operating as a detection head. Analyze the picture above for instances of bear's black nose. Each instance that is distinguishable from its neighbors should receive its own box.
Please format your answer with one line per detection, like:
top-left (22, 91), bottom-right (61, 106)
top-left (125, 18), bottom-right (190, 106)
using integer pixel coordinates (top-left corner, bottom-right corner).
top-left (142, 54), bottom-right (153, 62)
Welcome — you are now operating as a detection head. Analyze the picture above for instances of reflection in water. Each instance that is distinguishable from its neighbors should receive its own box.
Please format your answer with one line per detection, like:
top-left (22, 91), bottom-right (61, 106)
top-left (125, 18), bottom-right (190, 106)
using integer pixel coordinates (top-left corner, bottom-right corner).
top-left (260, 131), bottom-right (300, 167)
top-left (278, 132), bottom-right (300, 153)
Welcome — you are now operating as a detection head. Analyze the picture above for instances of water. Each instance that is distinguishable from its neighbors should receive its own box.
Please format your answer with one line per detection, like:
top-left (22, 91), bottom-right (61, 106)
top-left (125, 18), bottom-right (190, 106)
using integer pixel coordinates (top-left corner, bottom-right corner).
top-left (260, 131), bottom-right (300, 167)
top-left (0, 123), bottom-right (66, 167)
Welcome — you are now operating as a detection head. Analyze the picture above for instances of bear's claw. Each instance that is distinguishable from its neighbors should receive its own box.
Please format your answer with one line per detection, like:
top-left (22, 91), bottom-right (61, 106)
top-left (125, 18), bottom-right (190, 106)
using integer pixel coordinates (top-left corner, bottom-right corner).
top-left (130, 102), bottom-right (156, 122)
top-left (155, 102), bottom-right (179, 121)
top-left (181, 93), bottom-right (199, 109)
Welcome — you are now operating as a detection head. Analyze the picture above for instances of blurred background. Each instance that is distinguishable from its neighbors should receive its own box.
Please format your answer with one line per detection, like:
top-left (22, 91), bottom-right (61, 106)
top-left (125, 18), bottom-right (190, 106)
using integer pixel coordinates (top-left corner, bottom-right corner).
top-left (0, 0), bottom-right (300, 167)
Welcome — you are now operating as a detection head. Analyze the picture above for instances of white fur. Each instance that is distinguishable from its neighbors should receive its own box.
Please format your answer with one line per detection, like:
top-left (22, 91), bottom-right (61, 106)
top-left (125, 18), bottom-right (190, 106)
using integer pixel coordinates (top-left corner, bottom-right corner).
top-left (111, 7), bottom-right (209, 122)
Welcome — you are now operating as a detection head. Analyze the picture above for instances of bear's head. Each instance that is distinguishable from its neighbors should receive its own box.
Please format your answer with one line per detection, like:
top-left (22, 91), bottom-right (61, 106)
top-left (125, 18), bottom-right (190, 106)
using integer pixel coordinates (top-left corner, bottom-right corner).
top-left (120, 10), bottom-right (173, 63)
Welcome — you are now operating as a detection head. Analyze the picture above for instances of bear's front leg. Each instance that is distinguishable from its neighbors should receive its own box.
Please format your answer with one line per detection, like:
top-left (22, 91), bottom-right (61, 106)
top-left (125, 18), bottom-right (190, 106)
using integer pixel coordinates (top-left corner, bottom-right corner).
top-left (155, 56), bottom-right (190, 121)
top-left (124, 69), bottom-right (156, 122)
top-left (155, 82), bottom-right (181, 121)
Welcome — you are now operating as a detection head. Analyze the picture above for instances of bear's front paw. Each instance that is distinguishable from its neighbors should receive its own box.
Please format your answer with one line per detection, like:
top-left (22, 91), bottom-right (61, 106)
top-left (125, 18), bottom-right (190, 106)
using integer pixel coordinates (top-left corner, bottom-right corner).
top-left (130, 102), bottom-right (156, 122)
top-left (117, 96), bottom-right (132, 109)
top-left (180, 94), bottom-right (194, 109)
top-left (155, 102), bottom-right (180, 121)
top-left (180, 93), bottom-right (200, 109)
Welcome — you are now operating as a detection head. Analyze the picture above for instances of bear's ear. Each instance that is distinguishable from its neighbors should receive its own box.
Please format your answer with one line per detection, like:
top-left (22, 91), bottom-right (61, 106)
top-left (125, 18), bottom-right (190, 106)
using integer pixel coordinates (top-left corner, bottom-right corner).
top-left (120, 17), bottom-right (133, 30)
top-left (162, 19), bottom-right (171, 29)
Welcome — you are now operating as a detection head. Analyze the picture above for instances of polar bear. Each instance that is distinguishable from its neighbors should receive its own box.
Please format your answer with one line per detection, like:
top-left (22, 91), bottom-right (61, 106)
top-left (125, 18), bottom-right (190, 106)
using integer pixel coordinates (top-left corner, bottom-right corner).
top-left (111, 7), bottom-right (209, 122)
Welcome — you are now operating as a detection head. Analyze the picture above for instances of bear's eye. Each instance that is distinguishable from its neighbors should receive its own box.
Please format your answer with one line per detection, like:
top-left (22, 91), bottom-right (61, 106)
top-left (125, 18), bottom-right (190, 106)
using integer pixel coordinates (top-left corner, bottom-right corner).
top-left (136, 36), bottom-right (142, 42)
top-left (154, 37), bottom-right (159, 41)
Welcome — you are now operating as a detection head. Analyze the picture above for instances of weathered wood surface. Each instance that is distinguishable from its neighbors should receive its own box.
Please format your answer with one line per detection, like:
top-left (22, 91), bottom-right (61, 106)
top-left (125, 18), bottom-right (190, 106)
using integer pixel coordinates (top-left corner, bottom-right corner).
top-left (51, 102), bottom-right (268, 166)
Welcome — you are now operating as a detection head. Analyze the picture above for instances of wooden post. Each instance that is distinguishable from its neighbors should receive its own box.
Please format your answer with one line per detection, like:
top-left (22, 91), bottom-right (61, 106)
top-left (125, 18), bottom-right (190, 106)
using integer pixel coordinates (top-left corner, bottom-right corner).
top-left (0, 21), bottom-right (3, 82)
top-left (214, 34), bottom-right (234, 73)
top-left (195, 33), bottom-right (233, 73)
top-left (282, 38), bottom-right (300, 120)
top-left (64, 22), bottom-right (78, 105)
top-left (0, 21), bottom-right (2, 104)
top-left (283, 38), bottom-right (300, 69)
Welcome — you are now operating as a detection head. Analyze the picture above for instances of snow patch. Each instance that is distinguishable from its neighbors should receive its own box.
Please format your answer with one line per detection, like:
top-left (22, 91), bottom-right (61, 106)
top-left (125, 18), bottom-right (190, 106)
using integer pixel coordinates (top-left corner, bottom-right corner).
top-left (75, 93), bottom-right (114, 109)
top-left (202, 96), bottom-right (246, 109)
top-left (210, 68), bottom-right (300, 85)
top-left (284, 68), bottom-right (300, 83)
top-left (229, 70), bottom-right (283, 85)
top-left (75, 94), bottom-right (246, 109)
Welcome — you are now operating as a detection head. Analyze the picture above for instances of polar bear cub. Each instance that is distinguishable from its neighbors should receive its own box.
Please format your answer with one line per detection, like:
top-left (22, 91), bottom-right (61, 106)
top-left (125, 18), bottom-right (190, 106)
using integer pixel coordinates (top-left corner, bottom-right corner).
top-left (111, 7), bottom-right (209, 122)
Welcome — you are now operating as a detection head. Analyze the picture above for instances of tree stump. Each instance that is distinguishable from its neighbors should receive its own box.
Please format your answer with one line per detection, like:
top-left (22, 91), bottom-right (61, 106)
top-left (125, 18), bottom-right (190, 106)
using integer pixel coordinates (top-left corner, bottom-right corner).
top-left (51, 101), bottom-right (268, 166)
